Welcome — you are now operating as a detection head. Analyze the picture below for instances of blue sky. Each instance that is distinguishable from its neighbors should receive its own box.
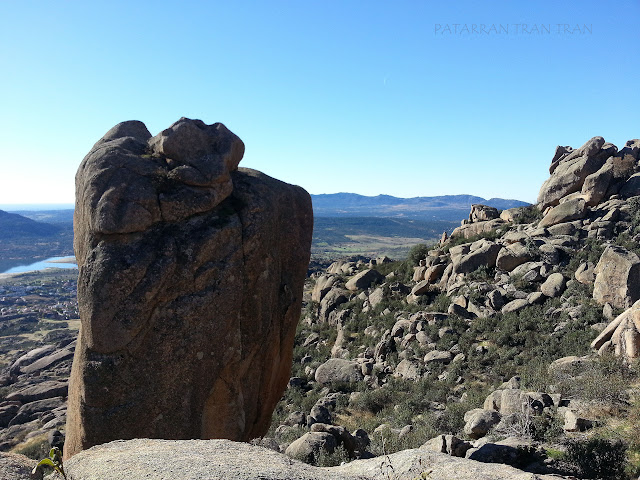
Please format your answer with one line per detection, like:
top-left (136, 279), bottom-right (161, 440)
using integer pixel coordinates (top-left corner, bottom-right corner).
top-left (1, 1), bottom-right (638, 205)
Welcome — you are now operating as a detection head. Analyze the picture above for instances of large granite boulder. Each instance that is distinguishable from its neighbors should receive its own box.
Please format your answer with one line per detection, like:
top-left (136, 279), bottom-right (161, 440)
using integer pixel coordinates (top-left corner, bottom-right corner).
top-left (593, 245), bottom-right (640, 309)
top-left (63, 438), bottom-right (573, 480)
top-left (537, 136), bottom-right (611, 209)
top-left (591, 301), bottom-right (640, 361)
top-left (538, 197), bottom-right (587, 227)
top-left (469, 204), bottom-right (500, 223)
top-left (65, 119), bottom-right (313, 458)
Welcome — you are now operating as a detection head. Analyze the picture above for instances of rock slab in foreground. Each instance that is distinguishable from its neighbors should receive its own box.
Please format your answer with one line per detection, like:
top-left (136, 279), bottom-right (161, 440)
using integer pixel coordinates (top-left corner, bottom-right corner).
top-left (64, 439), bottom-right (573, 480)
top-left (65, 119), bottom-right (313, 458)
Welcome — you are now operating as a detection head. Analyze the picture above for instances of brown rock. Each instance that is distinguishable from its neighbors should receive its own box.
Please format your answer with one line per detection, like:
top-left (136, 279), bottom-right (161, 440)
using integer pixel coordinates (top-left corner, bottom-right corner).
top-left (593, 245), bottom-right (640, 309)
top-left (495, 243), bottom-right (531, 272)
top-left (538, 198), bottom-right (587, 227)
top-left (65, 119), bottom-right (313, 458)
top-left (591, 302), bottom-right (640, 361)
top-left (469, 204), bottom-right (499, 223)
top-left (537, 136), bottom-right (608, 209)
top-left (345, 269), bottom-right (384, 291)
top-left (581, 162), bottom-right (613, 206)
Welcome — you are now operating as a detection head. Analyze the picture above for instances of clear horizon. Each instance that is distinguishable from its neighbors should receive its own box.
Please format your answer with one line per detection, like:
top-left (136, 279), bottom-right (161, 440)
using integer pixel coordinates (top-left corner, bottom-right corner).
top-left (1, 1), bottom-right (638, 205)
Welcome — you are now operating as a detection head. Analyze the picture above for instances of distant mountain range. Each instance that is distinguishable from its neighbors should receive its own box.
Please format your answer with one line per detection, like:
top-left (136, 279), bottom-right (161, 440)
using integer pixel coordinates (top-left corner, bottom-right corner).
top-left (311, 193), bottom-right (529, 221)
top-left (0, 209), bottom-right (62, 239)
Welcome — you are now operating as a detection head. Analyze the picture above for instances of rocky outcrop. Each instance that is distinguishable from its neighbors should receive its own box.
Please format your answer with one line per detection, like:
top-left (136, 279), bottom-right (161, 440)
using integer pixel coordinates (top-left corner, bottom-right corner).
top-left (537, 136), bottom-right (613, 209)
top-left (63, 438), bottom-right (573, 480)
top-left (65, 119), bottom-right (313, 457)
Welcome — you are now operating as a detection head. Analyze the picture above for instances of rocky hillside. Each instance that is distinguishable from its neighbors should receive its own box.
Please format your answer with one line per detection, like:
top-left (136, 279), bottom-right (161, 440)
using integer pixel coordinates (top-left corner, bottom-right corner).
top-left (261, 136), bottom-right (640, 479)
top-left (1, 136), bottom-right (640, 479)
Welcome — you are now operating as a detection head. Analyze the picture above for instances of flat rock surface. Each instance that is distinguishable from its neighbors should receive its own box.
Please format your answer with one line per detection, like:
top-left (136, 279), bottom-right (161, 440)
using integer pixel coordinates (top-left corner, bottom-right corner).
top-left (64, 438), bottom-right (573, 480)
top-left (0, 452), bottom-right (40, 480)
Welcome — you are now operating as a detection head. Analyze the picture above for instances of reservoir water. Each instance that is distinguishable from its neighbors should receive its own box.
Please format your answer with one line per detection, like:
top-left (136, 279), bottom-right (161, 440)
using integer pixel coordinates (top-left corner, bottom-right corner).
top-left (1, 256), bottom-right (78, 274)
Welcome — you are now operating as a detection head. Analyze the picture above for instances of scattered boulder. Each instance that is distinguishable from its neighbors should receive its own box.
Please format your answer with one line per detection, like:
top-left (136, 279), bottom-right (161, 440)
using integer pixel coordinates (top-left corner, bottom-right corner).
top-left (581, 162), bottom-right (614, 206)
top-left (452, 240), bottom-right (502, 274)
top-left (538, 198), bottom-right (587, 228)
top-left (495, 243), bottom-right (531, 272)
top-left (286, 431), bottom-right (338, 463)
top-left (469, 205), bottom-right (500, 223)
top-left (591, 301), bottom-right (640, 361)
top-left (540, 273), bottom-right (566, 298)
top-left (463, 409), bottom-right (501, 439)
top-left (593, 245), bottom-right (640, 309)
top-left (315, 359), bottom-right (364, 384)
top-left (423, 434), bottom-right (472, 458)
top-left (345, 269), bottom-right (384, 291)
top-left (6, 380), bottom-right (68, 403)
top-left (575, 262), bottom-right (596, 285)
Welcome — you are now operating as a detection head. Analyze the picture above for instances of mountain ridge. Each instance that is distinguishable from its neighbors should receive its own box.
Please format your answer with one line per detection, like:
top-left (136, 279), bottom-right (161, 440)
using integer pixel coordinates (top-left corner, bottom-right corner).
top-left (311, 193), bottom-right (529, 220)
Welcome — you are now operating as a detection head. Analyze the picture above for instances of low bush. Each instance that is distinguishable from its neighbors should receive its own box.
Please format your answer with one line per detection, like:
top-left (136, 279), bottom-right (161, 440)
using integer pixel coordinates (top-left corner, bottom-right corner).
top-left (563, 437), bottom-right (629, 480)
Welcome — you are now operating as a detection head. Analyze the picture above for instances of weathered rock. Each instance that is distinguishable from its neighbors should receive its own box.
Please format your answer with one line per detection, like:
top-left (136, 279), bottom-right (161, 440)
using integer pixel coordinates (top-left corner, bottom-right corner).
top-left (412, 266), bottom-right (427, 282)
top-left (424, 350), bottom-right (453, 364)
top-left (538, 198), bottom-right (587, 228)
top-left (62, 438), bottom-right (574, 480)
top-left (559, 408), bottom-right (593, 432)
top-left (423, 434), bottom-right (472, 458)
top-left (424, 263), bottom-right (446, 283)
top-left (0, 405), bottom-right (20, 428)
top-left (619, 173), bottom-right (640, 198)
top-left (9, 397), bottom-right (65, 426)
top-left (538, 136), bottom-right (607, 208)
top-left (575, 262), bottom-right (596, 285)
top-left (452, 240), bottom-right (502, 274)
top-left (450, 218), bottom-right (505, 239)
top-left (411, 280), bottom-right (431, 296)
top-left (6, 380), bottom-right (68, 403)
top-left (19, 347), bottom-right (74, 375)
top-left (8, 344), bottom-right (57, 374)
top-left (463, 409), bottom-right (501, 439)
top-left (319, 288), bottom-right (348, 323)
top-left (540, 273), bottom-right (566, 298)
top-left (368, 286), bottom-right (385, 309)
top-left (501, 299), bottom-right (528, 314)
top-left (591, 302), bottom-right (640, 361)
top-left (312, 274), bottom-right (339, 303)
top-left (286, 432), bottom-right (337, 463)
top-left (495, 243), bottom-right (531, 272)
top-left (394, 359), bottom-right (422, 380)
top-left (0, 452), bottom-right (40, 480)
top-left (315, 359), bottom-right (364, 384)
top-left (469, 204), bottom-right (500, 223)
top-left (581, 162), bottom-right (614, 206)
top-left (486, 289), bottom-right (505, 310)
top-left (593, 245), bottom-right (640, 309)
top-left (345, 269), bottom-right (384, 291)
top-left (65, 119), bottom-right (313, 458)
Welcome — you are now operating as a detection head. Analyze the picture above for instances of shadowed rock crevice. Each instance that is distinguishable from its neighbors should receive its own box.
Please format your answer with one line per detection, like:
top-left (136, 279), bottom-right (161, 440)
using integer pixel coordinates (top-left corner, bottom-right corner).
top-left (65, 118), bottom-right (313, 458)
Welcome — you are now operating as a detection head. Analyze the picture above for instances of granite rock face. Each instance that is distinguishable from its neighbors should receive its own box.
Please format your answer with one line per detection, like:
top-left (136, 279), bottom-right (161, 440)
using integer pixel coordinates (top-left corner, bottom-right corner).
top-left (65, 118), bottom-right (313, 458)
top-left (63, 438), bottom-right (574, 480)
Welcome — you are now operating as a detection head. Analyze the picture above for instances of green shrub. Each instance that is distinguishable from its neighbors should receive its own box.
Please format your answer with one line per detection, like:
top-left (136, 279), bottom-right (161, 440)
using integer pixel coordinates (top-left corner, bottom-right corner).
top-left (407, 244), bottom-right (431, 266)
top-left (314, 445), bottom-right (350, 466)
top-left (564, 437), bottom-right (629, 480)
top-left (513, 205), bottom-right (543, 224)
